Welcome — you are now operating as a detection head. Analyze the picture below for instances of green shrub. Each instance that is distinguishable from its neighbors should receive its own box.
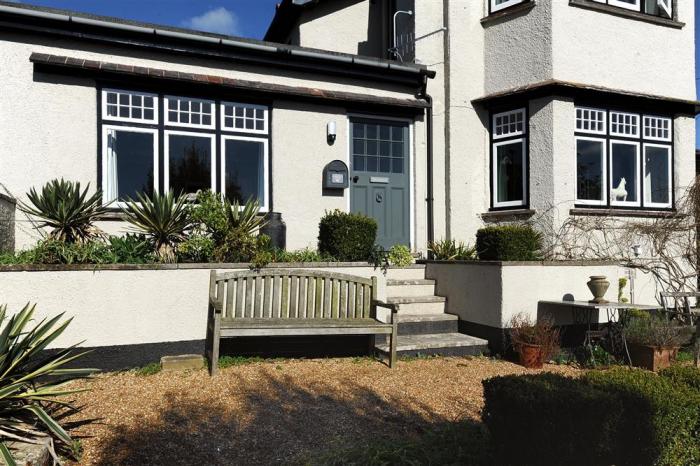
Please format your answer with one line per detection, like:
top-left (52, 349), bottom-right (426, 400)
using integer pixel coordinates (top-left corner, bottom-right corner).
top-left (476, 225), bottom-right (542, 261)
top-left (108, 234), bottom-right (154, 263)
top-left (387, 244), bottom-right (413, 267)
top-left (483, 368), bottom-right (700, 466)
top-left (659, 364), bottom-right (700, 390)
top-left (33, 238), bottom-right (114, 264)
top-left (428, 238), bottom-right (477, 260)
top-left (274, 248), bottom-right (330, 263)
top-left (19, 178), bottom-right (109, 243)
top-left (177, 234), bottom-right (215, 263)
top-left (318, 210), bottom-right (377, 262)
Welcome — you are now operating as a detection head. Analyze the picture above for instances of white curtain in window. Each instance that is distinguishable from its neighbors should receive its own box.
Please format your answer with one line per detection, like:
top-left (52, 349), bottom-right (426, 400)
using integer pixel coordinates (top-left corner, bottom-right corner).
top-left (105, 130), bottom-right (119, 202)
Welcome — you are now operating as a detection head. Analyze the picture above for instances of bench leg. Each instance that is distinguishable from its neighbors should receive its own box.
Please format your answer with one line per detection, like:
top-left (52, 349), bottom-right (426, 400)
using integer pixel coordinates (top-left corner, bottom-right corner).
top-left (389, 326), bottom-right (397, 368)
top-left (207, 304), bottom-right (221, 376)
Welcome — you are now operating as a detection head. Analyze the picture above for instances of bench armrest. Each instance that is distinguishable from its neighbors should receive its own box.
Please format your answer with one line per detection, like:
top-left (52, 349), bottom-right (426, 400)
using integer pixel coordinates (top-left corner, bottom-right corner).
top-left (209, 297), bottom-right (223, 313)
top-left (373, 300), bottom-right (398, 313)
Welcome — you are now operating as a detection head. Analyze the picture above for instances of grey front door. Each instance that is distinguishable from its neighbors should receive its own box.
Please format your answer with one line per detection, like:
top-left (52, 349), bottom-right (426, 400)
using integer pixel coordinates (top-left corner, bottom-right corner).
top-left (350, 118), bottom-right (410, 249)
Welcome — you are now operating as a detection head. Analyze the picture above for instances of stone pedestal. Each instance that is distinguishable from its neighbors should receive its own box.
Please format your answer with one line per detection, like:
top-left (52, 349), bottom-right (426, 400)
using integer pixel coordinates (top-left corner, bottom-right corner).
top-left (0, 193), bottom-right (16, 253)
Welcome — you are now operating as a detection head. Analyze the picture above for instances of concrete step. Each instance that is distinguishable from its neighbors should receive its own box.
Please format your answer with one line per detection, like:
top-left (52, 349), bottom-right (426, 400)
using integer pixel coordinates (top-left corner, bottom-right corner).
top-left (385, 265), bottom-right (426, 281)
top-left (387, 296), bottom-right (446, 315)
top-left (397, 313), bottom-right (459, 335)
top-left (386, 279), bottom-right (436, 298)
top-left (376, 332), bottom-right (489, 357)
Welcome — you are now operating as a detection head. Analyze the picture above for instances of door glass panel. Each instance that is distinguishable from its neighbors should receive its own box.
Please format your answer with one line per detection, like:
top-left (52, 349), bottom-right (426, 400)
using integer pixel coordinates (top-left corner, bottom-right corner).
top-left (224, 139), bottom-right (265, 204)
top-left (496, 141), bottom-right (524, 204)
top-left (576, 139), bottom-right (604, 202)
top-left (168, 134), bottom-right (212, 195)
top-left (644, 146), bottom-right (670, 206)
top-left (610, 142), bottom-right (638, 204)
top-left (352, 121), bottom-right (406, 174)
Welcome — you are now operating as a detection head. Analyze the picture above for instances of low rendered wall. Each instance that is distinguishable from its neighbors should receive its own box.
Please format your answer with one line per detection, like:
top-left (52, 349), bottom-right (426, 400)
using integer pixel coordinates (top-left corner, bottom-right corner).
top-left (0, 193), bottom-right (15, 253)
top-left (425, 261), bottom-right (660, 351)
top-left (0, 263), bottom-right (386, 369)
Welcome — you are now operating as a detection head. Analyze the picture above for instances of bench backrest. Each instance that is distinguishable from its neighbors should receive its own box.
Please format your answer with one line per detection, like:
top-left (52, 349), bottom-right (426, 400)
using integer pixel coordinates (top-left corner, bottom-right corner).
top-left (210, 269), bottom-right (378, 320)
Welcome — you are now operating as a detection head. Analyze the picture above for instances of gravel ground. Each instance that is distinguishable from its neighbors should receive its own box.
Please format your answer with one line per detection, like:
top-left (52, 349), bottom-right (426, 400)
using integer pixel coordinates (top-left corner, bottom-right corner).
top-left (63, 357), bottom-right (580, 466)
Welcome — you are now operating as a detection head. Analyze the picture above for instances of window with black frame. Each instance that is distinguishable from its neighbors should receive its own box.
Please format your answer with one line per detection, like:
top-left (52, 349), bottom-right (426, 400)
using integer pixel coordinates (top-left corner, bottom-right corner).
top-left (100, 88), bottom-right (269, 210)
top-left (575, 106), bottom-right (672, 209)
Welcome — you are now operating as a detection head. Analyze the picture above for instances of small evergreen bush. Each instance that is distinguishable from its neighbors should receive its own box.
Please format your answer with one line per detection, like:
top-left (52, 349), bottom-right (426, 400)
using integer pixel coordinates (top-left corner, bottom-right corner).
top-left (476, 225), bottom-right (542, 261)
top-left (318, 210), bottom-right (377, 262)
top-left (388, 244), bottom-right (413, 267)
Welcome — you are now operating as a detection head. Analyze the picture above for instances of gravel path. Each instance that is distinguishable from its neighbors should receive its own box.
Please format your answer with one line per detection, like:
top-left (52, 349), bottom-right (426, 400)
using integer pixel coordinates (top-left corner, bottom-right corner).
top-left (64, 357), bottom-right (580, 465)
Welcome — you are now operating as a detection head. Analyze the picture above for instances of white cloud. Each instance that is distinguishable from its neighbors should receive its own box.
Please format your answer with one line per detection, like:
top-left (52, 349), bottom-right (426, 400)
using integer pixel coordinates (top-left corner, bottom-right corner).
top-left (182, 7), bottom-right (240, 36)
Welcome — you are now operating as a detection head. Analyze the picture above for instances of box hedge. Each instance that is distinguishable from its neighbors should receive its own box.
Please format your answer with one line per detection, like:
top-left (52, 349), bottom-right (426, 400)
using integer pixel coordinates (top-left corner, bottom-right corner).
top-left (476, 225), bottom-right (542, 261)
top-left (318, 210), bottom-right (377, 262)
top-left (482, 367), bottom-right (700, 466)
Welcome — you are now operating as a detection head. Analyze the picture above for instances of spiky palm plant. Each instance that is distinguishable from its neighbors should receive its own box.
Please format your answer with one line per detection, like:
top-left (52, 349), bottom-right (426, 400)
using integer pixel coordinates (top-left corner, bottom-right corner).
top-left (226, 198), bottom-right (268, 236)
top-left (19, 179), bottom-right (109, 244)
top-left (0, 304), bottom-right (95, 465)
top-left (122, 191), bottom-right (193, 262)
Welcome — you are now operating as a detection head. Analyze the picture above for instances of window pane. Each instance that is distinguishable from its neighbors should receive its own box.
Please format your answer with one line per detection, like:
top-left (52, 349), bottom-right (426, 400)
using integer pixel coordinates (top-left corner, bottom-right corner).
top-left (611, 142), bottom-right (638, 203)
top-left (224, 139), bottom-right (264, 204)
top-left (168, 134), bottom-right (212, 195)
top-left (644, 146), bottom-right (670, 205)
top-left (496, 141), bottom-right (524, 204)
top-left (577, 139), bottom-right (604, 202)
top-left (107, 130), bottom-right (154, 201)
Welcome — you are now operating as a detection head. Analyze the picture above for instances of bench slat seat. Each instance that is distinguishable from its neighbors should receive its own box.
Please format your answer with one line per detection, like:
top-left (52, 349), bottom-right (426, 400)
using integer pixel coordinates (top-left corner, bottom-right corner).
top-left (206, 269), bottom-right (397, 375)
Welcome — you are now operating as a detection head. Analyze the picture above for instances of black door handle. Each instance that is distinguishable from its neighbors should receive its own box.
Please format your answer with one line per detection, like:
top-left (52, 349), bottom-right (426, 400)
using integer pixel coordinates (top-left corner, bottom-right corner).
top-left (352, 176), bottom-right (359, 183)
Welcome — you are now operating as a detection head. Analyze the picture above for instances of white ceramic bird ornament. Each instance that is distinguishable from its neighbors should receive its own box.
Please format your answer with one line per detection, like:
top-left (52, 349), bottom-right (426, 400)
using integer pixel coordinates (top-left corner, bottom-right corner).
top-left (611, 178), bottom-right (628, 202)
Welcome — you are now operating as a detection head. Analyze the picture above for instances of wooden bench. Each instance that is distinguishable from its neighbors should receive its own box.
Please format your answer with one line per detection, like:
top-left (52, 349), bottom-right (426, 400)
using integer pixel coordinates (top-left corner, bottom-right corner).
top-left (206, 269), bottom-right (398, 375)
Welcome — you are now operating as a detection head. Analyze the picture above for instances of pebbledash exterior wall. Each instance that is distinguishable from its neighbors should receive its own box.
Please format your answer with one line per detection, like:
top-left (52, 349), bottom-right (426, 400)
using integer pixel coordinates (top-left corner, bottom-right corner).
top-left (273, 0), bottom-right (697, 243)
top-left (0, 9), bottom-right (431, 252)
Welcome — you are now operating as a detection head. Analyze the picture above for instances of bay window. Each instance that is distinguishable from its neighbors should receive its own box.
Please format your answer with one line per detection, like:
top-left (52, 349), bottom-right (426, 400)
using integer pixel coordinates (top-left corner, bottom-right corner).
top-left (491, 108), bottom-right (527, 209)
top-left (590, 0), bottom-right (672, 18)
top-left (574, 106), bottom-right (672, 209)
top-left (490, 0), bottom-right (528, 14)
top-left (101, 88), bottom-right (270, 210)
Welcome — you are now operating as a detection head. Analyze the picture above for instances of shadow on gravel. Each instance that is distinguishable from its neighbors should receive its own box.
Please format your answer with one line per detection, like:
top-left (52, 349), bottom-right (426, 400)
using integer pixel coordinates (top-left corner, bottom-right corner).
top-left (93, 370), bottom-right (493, 466)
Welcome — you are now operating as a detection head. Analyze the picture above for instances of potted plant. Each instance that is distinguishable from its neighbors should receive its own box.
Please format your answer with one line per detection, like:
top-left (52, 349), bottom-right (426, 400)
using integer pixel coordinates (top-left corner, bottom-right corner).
top-left (625, 314), bottom-right (685, 372)
top-left (508, 312), bottom-right (561, 369)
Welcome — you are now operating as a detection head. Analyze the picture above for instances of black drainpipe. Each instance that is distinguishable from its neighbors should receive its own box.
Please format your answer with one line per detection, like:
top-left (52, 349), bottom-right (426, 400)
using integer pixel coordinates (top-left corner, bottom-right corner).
top-left (419, 75), bottom-right (435, 258)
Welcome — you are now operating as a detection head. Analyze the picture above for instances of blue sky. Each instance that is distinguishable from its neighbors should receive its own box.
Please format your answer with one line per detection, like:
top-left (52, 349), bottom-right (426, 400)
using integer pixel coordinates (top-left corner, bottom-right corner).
top-left (8, 0), bottom-right (700, 147)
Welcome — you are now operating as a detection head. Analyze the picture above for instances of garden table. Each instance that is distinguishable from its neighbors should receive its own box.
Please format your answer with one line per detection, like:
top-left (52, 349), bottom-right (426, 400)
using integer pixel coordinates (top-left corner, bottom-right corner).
top-left (538, 300), bottom-right (662, 364)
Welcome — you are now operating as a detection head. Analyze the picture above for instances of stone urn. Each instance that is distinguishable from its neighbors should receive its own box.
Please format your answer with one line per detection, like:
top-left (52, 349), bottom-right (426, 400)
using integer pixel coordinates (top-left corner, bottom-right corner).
top-left (587, 275), bottom-right (610, 304)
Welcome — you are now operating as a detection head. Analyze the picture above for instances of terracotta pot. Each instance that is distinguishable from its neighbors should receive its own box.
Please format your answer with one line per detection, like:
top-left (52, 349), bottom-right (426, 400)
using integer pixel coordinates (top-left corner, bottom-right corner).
top-left (517, 342), bottom-right (544, 369)
top-left (587, 275), bottom-right (610, 304)
top-left (628, 344), bottom-right (679, 372)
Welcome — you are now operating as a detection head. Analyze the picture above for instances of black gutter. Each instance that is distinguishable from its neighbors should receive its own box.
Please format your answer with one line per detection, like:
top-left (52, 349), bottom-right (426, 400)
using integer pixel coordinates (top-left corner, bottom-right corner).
top-left (419, 76), bottom-right (435, 257)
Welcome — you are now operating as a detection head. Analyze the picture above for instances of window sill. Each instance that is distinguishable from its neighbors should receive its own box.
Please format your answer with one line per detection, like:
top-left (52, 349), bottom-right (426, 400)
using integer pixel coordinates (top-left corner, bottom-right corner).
top-left (481, 208), bottom-right (536, 220)
top-left (481, 1), bottom-right (536, 26)
top-left (570, 207), bottom-right (680, 218)
top-left (568, 0), bottom-right (684, 29)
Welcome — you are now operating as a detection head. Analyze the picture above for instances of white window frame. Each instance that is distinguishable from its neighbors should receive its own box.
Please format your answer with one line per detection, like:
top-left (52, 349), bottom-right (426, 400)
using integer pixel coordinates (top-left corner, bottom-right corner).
top-left (163, 130), bottom-right (216, 194)
top-left (609, 140), bottom-right (641, 207)
top-left (657, 0), bottom-right (672, 17)
top-left (608, 0), bottom-right (640, 11)
top-left (575, 136), bottom-right (608, 206)
top-left (643, 115), bottom-right (672, 142)
top-left (492, 138), bottom-right (527, 208)
top-left (220, 102), bottom-right (269, 135)
top-left (609, 111), bottom-right (640, 138)
top-left (492, 108), bottom-right (527, 140)
top-left (102, 89), bottom-right (158, 124)
top-left (220, 135), bottom-right (270, 212)
top-left (101, 125), bottom-right (159, 207)
top-left (490, 0), bottom-right (526, 13)
top-left (164, 96), bottom-right (216, 130)
top-left (575, 107), bottom-right (607, 135)
top-left (642, 143), bottom-right (672, 209)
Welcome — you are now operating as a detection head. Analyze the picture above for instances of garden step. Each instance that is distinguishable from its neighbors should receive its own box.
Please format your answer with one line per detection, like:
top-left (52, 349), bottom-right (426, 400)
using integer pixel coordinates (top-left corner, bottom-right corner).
top-left (385, 265), bottom-right (427, 281)
top-left (397, 313), bottom-right (459, 335)
top-left (376, 332), bottom-right (489, 357)
top-left (386, 279), bottom-right (436, 298)
top-left (386, 296), bottom-right (446, 315)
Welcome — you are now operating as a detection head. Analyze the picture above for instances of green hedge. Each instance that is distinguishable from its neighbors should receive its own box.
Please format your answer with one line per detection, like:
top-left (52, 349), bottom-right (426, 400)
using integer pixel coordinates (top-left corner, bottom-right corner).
top-left (659, 364), bottom-right (700, 390)
top-left (483, 367), bottom-right (700, 466)
top-left (318, 210), bottom-right (377, 262)
top-left (475, 225), bottom-right (542, 261)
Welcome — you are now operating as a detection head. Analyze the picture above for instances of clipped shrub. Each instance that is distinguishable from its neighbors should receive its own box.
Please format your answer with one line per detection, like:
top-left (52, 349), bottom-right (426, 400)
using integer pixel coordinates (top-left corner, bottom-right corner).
top-left (659, 364), bottom-right (700, 391)
top-left (428, 238), bottom-right (476, 261)
top-left (476, 225), bottom-right (542, 261)
top-left (483, 368), bottom-right (700, 466)
top-left (318, 210), bottom-right (377, 262)
top-left (387, 244), bottom-right (413, 267)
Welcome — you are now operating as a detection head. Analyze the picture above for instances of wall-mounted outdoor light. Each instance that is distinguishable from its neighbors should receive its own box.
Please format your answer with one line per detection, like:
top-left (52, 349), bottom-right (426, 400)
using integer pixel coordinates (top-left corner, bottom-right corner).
top-left (327, 121), bottom-right (337, 144)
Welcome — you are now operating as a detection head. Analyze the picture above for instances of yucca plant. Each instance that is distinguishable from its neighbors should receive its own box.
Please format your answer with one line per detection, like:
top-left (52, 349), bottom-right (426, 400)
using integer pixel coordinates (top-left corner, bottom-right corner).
top-left (122, 191), bottom-right (193, 262)
top-left (0, 304), bottom-right (95, 465)
top-left (19, 179), bottom-right (109, 244)
top-left (428, 238), bottom-right (477, 261)
top-left (226, 198), bottom-right (268, 236)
